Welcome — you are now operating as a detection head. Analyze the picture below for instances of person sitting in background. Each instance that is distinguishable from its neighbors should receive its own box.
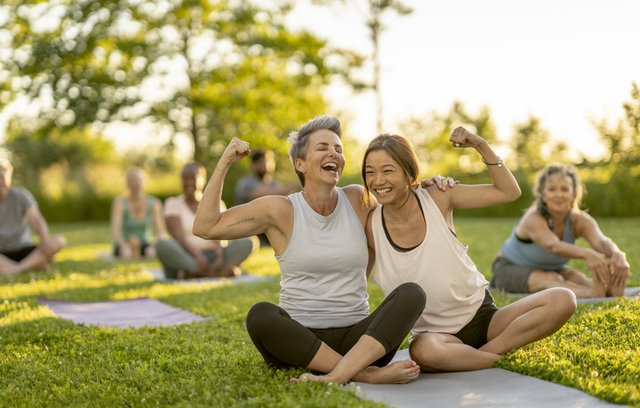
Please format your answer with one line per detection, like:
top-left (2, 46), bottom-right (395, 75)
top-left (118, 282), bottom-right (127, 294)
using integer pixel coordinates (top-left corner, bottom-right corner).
top-left (110, 167), bottom-right (165, 259)
top-left (0, 158), bottom-right (66, 276)
top-left (156, 162), bottom-right (257, 279)
top-left (234, 149), bottom-right (296, 205)
top-left (490, 163), bottom-right (629, 298)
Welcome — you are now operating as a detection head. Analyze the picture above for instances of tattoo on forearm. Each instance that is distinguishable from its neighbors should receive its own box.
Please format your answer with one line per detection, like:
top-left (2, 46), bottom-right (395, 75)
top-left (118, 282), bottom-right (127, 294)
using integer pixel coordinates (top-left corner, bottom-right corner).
top-left (226, 217), bottom-right (255, 230)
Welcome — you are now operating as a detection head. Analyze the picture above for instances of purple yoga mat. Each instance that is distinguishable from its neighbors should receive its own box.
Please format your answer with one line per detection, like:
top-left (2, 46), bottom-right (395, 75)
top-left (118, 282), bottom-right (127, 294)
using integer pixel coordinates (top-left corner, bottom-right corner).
top-left (39, 297), bottom-right (210, 328)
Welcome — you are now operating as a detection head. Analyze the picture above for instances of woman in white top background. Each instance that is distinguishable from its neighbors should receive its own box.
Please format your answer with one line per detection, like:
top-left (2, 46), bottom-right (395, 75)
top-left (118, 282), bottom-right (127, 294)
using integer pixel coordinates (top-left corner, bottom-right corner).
top-left (155, 162), bottom-right (256, 279)
top-left (363, 128), bottom-right (577, 372)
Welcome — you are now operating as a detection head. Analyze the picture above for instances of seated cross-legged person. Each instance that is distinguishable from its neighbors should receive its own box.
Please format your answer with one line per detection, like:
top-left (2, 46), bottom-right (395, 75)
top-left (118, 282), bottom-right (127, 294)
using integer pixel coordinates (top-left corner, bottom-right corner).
top-left (0, 158), bottom-right (66, 276)
top-left (156, 162), bottom-right (256, 279)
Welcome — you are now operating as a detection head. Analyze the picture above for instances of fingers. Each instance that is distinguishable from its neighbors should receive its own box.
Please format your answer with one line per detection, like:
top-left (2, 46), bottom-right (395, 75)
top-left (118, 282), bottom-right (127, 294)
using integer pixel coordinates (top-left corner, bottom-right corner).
top-left (449, 126), bottom-right (466, 148)
top-left (230, 137), bottom-right (251, 158)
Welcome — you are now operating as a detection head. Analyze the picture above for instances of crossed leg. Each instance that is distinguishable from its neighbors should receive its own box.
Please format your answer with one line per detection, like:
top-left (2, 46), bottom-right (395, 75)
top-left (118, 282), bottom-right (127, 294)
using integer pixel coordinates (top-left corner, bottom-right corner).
top-left (0, 236), bottom-right (66, 276)
top-left (247, 282), bottom-right (426, 384)
top-left (410, 288), bottom-right (576, 372)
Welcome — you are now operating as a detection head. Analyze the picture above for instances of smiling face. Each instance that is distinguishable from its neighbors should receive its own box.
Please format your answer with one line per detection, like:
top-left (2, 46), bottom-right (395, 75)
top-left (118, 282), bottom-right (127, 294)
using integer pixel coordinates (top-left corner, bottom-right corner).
top-left (296, 129), bottom-right (345, 186)
top-left (181, 163), bottom-right (206, 199)
top-left (364, 149), bottom-right (411, 205)
top-left (542, 173), bottom-right (576, 214)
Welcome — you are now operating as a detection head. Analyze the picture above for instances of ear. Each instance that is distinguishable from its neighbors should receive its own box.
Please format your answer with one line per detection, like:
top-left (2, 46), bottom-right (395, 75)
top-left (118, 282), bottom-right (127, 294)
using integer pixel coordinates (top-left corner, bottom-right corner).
top-left (295, 158), bottom-right (305, 173)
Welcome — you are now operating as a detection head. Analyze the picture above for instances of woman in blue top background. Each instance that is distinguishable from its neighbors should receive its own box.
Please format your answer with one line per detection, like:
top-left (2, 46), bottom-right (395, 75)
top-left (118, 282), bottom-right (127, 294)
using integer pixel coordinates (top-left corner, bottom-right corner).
top-left (491, 164), bottom-right (629, 298)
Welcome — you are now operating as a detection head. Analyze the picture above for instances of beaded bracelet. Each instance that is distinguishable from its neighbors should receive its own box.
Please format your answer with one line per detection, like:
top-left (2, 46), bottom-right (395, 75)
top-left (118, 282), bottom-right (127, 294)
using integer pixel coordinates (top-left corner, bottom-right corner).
top-left (482, 157), bottom-right (504, 167)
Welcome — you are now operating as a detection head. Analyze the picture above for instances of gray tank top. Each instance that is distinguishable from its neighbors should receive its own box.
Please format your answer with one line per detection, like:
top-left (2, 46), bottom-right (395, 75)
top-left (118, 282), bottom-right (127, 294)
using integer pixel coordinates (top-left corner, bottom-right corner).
top-left (276, 189), bottom-right (369, 329)
top-left (500, 215), bottom-right (574, 269)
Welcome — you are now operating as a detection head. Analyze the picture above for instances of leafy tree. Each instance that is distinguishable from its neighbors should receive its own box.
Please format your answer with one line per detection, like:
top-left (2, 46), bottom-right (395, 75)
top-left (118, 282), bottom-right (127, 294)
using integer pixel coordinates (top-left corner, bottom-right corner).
top-left (0, 0), bottom-right (357, 169)
top-left (398, 100), bottom-right (498, 176)
top-left (509, 115), bottom-right (568, 173)
top-left (312, 0), bottom-right (412, 133)
top-left (594, 82), bottom-right (640, 166)
top-left (4, 122), bottom-right (115, 188)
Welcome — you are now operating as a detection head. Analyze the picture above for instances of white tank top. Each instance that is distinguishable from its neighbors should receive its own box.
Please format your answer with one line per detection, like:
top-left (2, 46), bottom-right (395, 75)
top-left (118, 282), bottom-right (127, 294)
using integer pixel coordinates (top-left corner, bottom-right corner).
top-left (372, 188), bottom-right (488, 334)
top-left (276, 189), bottom-right (369, 329)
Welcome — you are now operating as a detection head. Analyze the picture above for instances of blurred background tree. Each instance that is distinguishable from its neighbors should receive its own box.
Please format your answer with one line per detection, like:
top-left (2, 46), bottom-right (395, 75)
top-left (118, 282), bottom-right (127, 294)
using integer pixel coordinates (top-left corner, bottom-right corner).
top-left (0, 0), bottom-right (363, 213)
top-left (312, 0), bottom-right (413, 134)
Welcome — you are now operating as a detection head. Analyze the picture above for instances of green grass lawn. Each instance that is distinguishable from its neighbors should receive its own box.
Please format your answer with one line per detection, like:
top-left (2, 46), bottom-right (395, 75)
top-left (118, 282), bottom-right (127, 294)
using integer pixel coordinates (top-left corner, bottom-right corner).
top-left (1, 218), bottom-right (638, 407)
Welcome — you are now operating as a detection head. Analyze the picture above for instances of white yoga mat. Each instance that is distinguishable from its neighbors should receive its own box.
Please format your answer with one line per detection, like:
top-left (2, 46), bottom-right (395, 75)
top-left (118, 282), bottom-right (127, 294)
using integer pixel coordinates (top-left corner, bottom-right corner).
top-left (39, 297), bottom-right (210, 328)
top-left (352, 349), bottom-right (622, 407)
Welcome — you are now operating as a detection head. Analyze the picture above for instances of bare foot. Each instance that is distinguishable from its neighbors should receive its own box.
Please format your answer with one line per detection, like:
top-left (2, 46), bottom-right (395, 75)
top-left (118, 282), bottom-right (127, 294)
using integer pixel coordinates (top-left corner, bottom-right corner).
top-left (582, 282), bottom-right (607, 298)
top-left (607, 284), bottom-right (625, 297)
top-left (0, 264), bottom-right (20, 276)
top-left (289, 372), bottom-right (335, 384)
top-left (365, 360), bottom-right (420, 384)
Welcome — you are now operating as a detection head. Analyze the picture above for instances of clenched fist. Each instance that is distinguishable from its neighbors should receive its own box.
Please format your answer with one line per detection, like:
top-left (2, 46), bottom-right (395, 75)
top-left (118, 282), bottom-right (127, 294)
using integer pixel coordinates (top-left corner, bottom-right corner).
top-left (217, 137), bottom-right (251, 171)
top-left (449, 126), bottom-right (485, 149)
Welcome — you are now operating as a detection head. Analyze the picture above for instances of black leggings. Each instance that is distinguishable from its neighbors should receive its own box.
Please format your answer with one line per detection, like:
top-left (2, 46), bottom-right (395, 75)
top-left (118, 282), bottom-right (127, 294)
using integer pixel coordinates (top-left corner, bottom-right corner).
top-left (245, 282), bottom-right (426, 369)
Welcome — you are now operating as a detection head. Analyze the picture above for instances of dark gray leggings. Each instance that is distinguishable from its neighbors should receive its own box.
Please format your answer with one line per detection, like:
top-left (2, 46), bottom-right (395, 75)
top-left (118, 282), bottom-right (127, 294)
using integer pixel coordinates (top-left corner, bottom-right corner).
top-left (245, 282), bottom-right (426, 369)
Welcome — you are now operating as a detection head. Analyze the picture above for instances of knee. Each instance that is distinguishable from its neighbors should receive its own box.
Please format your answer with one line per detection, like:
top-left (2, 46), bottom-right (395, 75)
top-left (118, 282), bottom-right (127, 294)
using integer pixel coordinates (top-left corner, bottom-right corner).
top-left (410, 338), bottom-right (445, 370)
top-left (154, 239), bottom-right (172, 257)
top-left (396, 282), bottom-right (427, 310)
top-left (246, 302), bottom-right (278, 336)
top-left (544, 287), bottom-right (577, 319)
top-left (53, 235), bottom-right (66, 250)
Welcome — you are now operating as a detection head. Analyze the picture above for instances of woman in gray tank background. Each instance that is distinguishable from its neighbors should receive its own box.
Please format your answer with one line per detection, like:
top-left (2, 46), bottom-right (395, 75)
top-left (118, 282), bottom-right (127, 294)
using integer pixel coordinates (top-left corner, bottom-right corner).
top-left (193, 116), bottom-right (435, 385)
top-left (490, 164), bottom-right (629, 298)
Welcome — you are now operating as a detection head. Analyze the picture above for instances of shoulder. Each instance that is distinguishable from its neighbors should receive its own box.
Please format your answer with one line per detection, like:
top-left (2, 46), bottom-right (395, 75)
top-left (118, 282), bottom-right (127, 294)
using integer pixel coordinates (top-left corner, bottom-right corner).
top-left (342, 184), bottom-right (376, 210)
top-left (163, 196), bottom-right (182, 212)
top-left (11, 187), bottom-right (37, 207)
top-left (573, 210), bottom-right (598, 233)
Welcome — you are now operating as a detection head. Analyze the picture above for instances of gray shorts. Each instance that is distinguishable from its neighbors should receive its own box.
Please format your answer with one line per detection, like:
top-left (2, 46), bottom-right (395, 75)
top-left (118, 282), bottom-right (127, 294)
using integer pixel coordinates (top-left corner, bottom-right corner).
top-left (490, 256), bottom-right (564, 293)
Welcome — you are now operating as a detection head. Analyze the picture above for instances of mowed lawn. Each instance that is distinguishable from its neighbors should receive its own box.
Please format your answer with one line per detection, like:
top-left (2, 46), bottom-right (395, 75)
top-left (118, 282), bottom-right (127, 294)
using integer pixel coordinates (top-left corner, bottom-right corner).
top-left (1, 218), bottom-right (638, 407)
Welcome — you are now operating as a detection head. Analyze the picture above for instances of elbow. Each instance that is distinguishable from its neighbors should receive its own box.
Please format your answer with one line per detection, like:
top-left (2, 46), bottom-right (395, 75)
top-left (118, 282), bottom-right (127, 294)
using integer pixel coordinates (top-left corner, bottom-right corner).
top-left (192, 221), bottom-right (213, 239)
top-left (508, 185), bottom-right (522, 202)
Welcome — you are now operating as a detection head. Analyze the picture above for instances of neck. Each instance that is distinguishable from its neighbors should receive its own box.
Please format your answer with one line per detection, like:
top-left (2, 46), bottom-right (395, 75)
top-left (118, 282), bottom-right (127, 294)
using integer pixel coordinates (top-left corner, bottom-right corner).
top-left (384, 190), bottom-right (415, 223)
top-left (302, 184), bottom-right (338, 216)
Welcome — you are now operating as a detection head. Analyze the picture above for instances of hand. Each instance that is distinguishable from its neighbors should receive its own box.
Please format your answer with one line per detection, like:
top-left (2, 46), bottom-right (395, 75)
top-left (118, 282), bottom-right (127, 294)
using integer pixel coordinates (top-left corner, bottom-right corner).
top-left (217, 137), bottom-right (251, 171)
top-left (449, 126), bottom-right (485, 149)
top-left (609, 251), bottom-right (629, 287)
top-left (585, 250), bottom-right (610, 284)
top-left (40, 237), bottom-right (61, 259)
top-left (195, 253), bottom-right (209, 275)
top-left (420, 175), bottom-right (458, 191)
top-left (119, 243), bottom-right (133, 259)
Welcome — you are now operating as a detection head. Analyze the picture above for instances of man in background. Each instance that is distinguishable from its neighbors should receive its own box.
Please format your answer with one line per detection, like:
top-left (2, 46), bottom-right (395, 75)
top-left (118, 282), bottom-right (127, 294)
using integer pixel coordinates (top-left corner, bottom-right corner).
top-left (0, 158), bottom-right (66, 276)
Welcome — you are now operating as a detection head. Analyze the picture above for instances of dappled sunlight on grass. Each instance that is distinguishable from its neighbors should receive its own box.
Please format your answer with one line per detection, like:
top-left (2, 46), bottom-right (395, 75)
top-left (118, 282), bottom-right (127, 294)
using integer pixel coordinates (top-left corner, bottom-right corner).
top-left (112, 280), bottom-right (240, 300)
top-left (1, 220), bottom-right (638, 406)
top-left (0, 302), bottom-right (56, 327)
top-left (56, 244), bottom-right (111, 262)
top-left (0, 269), bottom-right (153, 300)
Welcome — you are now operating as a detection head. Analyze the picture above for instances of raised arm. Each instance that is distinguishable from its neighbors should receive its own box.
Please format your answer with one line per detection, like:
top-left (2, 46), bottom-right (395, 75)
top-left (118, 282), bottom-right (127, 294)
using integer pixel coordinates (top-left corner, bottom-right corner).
top-left (193, 138), bottom-right (291, 250)
top-left (445, 126), bottom-right (521, 210)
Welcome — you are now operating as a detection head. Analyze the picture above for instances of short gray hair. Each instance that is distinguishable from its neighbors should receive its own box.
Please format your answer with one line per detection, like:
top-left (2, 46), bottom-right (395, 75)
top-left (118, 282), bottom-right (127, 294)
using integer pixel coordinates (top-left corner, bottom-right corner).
top-left (287, 115), bottom-right (342, 186)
